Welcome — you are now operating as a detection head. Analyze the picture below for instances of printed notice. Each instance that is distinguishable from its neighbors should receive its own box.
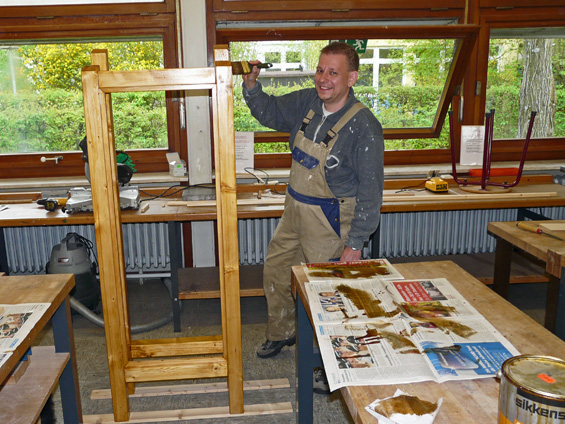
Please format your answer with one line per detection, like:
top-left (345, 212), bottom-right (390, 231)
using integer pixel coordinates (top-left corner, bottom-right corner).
top-left (235, 131), bottom-right (254, 174)
top-left (460, 125), bottom-right (485, 166)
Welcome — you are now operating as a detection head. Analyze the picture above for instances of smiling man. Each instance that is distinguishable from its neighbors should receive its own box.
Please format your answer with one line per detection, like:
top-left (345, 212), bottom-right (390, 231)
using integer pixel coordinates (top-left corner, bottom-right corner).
top-left (241, 42), bottom-right (384, 393)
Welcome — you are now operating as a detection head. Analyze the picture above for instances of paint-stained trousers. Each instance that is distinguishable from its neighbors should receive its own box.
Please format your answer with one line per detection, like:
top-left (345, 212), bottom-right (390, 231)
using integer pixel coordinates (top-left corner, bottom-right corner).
top-left (262, 194), bottom-right (356, 341)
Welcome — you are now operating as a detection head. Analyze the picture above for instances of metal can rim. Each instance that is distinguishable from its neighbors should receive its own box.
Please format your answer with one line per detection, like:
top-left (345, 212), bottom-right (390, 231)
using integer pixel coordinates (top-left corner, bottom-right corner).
top-left (501, 354), bottom-right (565, 401)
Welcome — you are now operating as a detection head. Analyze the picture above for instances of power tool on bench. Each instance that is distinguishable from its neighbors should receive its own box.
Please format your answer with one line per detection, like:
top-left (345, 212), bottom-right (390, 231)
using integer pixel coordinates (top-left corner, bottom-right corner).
top-left (64, 137), bottom-right (141, 213)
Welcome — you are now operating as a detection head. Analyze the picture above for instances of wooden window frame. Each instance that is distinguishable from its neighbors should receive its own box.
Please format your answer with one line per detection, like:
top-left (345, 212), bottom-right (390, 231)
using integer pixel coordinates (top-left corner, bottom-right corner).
top-left (215, 24), bottom-right (479, 168)
top-left (0, 0), bottom-right (182, 179)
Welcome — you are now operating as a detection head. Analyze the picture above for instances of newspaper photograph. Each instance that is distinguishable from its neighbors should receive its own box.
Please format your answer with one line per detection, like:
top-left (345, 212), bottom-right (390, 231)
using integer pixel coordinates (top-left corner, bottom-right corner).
top-left (304, 259), bottom-right (404, 282)
top-left (305, 275), bottom-right (520, 392)
top-left (0, 303), bottom-right (50, 352)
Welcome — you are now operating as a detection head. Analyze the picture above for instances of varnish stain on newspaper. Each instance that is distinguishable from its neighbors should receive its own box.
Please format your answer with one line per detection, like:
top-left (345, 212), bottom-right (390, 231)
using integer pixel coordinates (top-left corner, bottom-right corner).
top-left (374, 394), bottom-right (438, 418)
top-left (336, 284), bottom-right (400, 318)
top-left (401, 302), bottom-right (476, 338)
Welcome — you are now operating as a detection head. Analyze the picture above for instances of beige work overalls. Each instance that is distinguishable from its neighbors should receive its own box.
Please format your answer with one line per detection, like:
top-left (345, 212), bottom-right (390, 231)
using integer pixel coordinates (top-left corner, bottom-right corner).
top-left (263, 102), bottom-right (367, 341)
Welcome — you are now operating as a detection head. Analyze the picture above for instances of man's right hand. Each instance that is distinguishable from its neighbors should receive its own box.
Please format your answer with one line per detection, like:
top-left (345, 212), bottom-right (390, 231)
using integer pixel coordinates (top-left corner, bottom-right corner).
top-left (242, 60), bottom-right (262, 90)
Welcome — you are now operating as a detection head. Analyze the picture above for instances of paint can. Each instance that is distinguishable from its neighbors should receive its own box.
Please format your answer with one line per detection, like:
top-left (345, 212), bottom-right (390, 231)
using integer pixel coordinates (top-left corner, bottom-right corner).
top-left (498, 355), bottom-right (565, 424)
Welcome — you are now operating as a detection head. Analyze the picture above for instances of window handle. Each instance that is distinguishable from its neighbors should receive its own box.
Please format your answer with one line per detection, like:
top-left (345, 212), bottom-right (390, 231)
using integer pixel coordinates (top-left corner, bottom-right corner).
top-left (40, 155), bottom-right (63, 164)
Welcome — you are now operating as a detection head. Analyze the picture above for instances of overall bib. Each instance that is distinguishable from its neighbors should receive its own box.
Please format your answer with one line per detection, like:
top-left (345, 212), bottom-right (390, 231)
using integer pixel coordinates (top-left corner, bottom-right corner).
top-left (263, 102), bottom-right (367, 340)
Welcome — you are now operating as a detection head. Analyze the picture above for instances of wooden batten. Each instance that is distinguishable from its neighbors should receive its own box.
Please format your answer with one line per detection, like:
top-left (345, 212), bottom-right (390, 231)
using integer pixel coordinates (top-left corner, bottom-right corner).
top-left (213, 57), bottom-right (244, 413)
top-left (130, 336), bottom-right (224, 358)
top-left (124, 357), bottom-right (228, 383)
top-left (82, 52), bottom-right (132, 421)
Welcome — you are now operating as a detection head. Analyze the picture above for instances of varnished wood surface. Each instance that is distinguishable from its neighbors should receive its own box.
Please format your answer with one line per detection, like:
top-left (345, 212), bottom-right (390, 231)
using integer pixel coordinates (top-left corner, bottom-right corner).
top-left (0, 274), bottom-right (75, 384)
top-left (488, 220), bottom-right (565, 276)
top-left (1, 181), bottom-right (565, 227)
top-left (292, 260), bottom-right (565, 424)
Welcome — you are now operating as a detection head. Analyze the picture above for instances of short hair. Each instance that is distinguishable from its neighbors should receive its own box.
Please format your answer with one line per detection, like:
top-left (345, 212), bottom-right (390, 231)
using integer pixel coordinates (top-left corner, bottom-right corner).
top-left (321, 42), bottom-right (360, 72)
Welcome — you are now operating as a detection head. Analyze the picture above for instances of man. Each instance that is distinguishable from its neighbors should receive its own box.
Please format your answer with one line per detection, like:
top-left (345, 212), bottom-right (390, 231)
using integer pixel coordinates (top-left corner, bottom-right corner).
top-left (242, 42), bottom-right (384, 366)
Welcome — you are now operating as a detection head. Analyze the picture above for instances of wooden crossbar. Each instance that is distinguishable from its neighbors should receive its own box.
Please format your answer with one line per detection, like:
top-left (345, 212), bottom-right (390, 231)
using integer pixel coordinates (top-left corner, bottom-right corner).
top-left (130, 336), bottom-right (223, 358)
top-left (98, 68), bottom-right (216, 93)
top-left (124, 357), bottom-right (228, 383)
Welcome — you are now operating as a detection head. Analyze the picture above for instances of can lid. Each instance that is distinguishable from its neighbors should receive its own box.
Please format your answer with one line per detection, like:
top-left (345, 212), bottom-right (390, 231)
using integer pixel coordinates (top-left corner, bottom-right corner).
top-left (505, 355), bottom-right (565, 398)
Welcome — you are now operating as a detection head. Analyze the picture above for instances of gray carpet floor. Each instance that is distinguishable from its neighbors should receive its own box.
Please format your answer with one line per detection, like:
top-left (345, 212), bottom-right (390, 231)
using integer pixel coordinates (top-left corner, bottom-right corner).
top-left (35, 253), bottom-right (549, 423)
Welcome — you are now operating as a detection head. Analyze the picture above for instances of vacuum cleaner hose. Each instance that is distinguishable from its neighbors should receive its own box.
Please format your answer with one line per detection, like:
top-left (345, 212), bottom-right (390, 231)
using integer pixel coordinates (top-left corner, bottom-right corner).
top-left (69, 282), bottom-right (180, 334)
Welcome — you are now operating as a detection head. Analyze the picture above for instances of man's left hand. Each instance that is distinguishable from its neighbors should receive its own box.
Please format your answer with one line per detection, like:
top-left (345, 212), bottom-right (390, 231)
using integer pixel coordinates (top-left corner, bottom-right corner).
top-left (340, 246), bottom-right (362, 262)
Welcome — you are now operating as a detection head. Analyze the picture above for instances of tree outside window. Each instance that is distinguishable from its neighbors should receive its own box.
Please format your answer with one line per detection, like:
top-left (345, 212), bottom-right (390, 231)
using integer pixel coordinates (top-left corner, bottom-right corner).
top-left (0, 40), bottom-right (166, 154)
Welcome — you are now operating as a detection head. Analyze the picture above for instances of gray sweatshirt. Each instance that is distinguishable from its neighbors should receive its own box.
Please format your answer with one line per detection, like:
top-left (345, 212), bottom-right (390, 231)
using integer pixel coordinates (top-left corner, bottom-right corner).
top-left (243, 82), bottom-right (384, 251)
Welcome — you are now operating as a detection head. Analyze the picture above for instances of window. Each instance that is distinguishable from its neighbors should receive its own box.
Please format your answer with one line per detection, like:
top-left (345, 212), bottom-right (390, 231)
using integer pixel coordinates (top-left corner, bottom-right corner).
top-left (0, 40), bottom-right (166, 155)
top-left (227, 30), bottom-right (474, 156)
top-left (0, 0), bottom-right (179, 179)
top-left (488, 30), bottom-right (565, 140)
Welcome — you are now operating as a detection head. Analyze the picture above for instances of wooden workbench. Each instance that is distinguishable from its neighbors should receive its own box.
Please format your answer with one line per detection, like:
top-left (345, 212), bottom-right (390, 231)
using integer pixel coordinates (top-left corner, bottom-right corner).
top-left (292, 260), bottom-right (565, 424)
top-left (0, 273), bottom-right (81, 423)
top-left (488, 219), bottom-right (565, 339)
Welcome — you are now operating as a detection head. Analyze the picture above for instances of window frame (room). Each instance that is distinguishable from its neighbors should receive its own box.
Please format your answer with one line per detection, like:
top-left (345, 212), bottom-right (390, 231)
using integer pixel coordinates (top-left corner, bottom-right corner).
top-left (0, 0), bottom-right (180, 179)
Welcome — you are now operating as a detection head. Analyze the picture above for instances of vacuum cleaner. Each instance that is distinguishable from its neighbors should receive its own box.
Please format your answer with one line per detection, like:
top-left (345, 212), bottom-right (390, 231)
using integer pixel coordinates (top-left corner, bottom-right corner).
top-left (46, 232), bottom-right (176, 333)
top-left (46, 232), bottom-right (100, 312)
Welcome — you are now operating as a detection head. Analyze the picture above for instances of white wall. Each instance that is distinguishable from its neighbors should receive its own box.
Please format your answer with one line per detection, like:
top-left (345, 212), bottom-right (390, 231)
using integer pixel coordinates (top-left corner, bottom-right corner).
top-left (181, 0), bottom-right (216, 267)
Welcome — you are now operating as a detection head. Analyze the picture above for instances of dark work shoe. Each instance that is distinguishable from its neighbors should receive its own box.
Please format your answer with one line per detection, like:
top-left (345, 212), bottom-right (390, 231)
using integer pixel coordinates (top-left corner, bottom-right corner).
top-left (256, 336), bottom-right (296, 358)
top-left (313, 367), bottom-right (330, 395)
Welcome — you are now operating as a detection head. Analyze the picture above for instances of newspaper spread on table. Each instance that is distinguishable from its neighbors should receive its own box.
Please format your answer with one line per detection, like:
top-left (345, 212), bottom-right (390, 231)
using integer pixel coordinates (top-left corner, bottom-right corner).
top-left (0, 303), bottom-right (50, 368)
top-left (303, 260), bottom-right (520, 392)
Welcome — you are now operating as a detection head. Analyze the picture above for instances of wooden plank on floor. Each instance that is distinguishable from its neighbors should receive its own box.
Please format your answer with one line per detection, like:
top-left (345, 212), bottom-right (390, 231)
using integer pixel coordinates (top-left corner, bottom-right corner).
top-left (90, 378), bottom-right (290, 399)
top-left (83, 402), bottom-right (293, 423)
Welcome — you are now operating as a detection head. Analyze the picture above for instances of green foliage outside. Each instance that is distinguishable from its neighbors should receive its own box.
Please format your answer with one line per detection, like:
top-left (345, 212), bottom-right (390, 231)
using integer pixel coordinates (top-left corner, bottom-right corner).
top-left (487, 38), bottom-right (565, 138)
top-left (0, 41), bottom-right (167, 153)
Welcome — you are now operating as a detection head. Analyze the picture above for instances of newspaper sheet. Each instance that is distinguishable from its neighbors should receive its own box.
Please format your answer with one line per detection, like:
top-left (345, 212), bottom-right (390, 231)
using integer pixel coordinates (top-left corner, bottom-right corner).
top-left (304, 269), bottom-right (520, 392)
top-left (0, 303), bottom-right (50, 352)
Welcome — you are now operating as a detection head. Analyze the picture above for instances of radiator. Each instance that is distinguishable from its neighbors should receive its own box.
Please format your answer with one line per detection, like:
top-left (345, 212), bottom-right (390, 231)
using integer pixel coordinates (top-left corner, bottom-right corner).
top-left (4, 223), bottom-right (170, 275)
top-left (5, 206), bottom-right (564, 274)
top-left (237, 206), bottom-right (564, 264)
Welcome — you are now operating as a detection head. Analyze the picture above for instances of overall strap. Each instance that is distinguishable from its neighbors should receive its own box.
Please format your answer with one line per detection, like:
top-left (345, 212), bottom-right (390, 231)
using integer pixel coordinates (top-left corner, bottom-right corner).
top-left (299, 109), bottom-right (316, 133)
top-left (321, 102), bottom-right (368, 147)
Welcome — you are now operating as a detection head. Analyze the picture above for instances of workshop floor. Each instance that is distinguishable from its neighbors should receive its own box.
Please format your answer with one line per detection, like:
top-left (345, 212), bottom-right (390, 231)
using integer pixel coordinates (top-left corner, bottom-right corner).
top-left (36, 252), bottom-right (549, 423)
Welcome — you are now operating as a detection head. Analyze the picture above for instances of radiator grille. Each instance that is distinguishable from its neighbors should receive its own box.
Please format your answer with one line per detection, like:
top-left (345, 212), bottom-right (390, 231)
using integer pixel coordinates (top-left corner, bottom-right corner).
top-left (4, 223), bottom-right (170, 275)
top-left (4, 206), bottom-right (564, 274)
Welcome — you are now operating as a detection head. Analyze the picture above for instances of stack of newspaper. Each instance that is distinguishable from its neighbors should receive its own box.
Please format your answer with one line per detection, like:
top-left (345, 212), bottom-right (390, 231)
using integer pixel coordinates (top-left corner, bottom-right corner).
top-left (302, 259), bottom-right (519, 392)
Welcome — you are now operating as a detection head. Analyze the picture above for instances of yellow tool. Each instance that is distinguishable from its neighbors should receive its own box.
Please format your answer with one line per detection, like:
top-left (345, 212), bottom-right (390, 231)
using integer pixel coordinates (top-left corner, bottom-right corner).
top-left (37, 197), bottom-right (68, 212)
top-left (425, 177), bottom-right (449, 192)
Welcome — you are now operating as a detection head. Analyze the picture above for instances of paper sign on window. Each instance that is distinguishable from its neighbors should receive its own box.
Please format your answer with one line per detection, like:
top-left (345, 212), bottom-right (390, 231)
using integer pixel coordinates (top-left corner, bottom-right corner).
top-left (235, 132), bottom-right (254, 174)
top-left (460, 125), bottom-right (485, 166)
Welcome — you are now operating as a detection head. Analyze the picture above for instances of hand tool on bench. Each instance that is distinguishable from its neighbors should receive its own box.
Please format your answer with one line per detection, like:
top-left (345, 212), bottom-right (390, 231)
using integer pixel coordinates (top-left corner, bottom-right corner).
top-left (516, 221), bottom-right (565, 242)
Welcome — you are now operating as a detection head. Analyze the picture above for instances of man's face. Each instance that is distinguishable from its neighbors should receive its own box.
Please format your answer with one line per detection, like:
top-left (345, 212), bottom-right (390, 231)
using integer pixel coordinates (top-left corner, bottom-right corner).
top-left (314, 53), bottom-right (358, 112)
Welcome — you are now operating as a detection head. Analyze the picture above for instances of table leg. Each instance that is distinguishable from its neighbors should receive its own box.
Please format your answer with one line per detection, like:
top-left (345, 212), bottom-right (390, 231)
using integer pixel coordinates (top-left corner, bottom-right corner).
top-left (296, 294), bottom-right (314, 424)
top-left (168, 221), bottom-right (182, 332)
top-left (52, 296), bottom-right (83, 423)
top-left (552, 270), bottom-right (565, 340)
top-left (493, 237), bottom-right (513, 299)
top-left (0, 228), bottom-right (8, 274)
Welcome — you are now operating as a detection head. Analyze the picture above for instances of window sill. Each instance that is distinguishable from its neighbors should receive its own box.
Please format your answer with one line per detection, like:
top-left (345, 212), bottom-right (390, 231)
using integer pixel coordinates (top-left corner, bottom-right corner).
top-left (0, 172), bottom-right (186, 193)
top-left (236, 159), bottom-right (564, 182)
top-left (1, 160), bottom-right (562, 194)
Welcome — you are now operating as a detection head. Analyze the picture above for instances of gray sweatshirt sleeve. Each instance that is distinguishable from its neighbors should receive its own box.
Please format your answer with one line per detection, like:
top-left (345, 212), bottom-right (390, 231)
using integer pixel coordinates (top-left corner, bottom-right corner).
top-left (345, 110), bottom-right (384, 251)
top-left (242, 82), bottom-right (315, 133)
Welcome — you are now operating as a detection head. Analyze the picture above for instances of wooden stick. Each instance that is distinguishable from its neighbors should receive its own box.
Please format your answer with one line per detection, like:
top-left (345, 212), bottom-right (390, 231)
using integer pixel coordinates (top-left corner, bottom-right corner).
top-left (516, 221), bottom-right (565, 242)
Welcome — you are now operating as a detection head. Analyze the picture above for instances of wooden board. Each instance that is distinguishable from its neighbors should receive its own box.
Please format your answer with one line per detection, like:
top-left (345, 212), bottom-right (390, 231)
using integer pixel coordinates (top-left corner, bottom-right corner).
top-left (82, 402), bottom-right (293, 423)
top-left (90, 378), bottom-right (290, 399)
top-left (0, 347), bottom-right (69, 424)
top-left (178, 265), bottom-right (264, 299)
